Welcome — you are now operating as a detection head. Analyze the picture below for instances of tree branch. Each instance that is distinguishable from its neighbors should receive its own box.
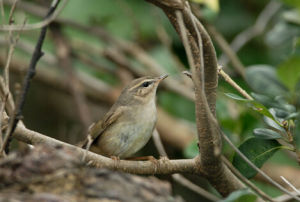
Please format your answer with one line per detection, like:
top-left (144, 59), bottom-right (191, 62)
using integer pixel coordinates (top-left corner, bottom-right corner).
top-left (0, 0), bottom-right (68, 31)
top-left (0, 0), bottom-right (61, 154)
top-left (146, 0), bottom-right (244, 196)
top-left (152, 129), bottom-right (220, 201)
top-left (219, 0), bottom-right (281, 66)
top-left (13, 124), bottom-right (199, 175)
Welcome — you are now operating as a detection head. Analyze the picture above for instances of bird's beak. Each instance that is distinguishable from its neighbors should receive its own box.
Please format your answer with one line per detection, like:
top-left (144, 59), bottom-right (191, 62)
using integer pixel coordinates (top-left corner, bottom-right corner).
top-left (156, 74), bottom-right (168, 83)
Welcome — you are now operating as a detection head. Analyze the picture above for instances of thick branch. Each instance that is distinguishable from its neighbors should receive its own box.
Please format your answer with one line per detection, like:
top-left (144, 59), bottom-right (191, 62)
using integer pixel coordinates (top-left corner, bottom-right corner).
top-left (13, 124), bottom-right (199, 175)
top-left (146, 0), bottom-right (244, 196)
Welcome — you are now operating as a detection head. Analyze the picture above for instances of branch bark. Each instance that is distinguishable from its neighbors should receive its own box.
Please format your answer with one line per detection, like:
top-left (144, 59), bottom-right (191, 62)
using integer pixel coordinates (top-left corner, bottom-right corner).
top-left (0, 0), bottom-right (61, 154)
top-left (145, 0), bottom-right (244, 196)
top-left (13, 123), bottom-right (199, 175)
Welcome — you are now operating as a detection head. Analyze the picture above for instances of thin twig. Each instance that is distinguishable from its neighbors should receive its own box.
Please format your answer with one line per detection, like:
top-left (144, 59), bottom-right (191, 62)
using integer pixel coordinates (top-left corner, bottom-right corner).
top-left (7, 0), bottom-right (17, 24)
top-left (0, 0), bottom-right (5, 25)
top-left (3, 0), bottom-right (196, 102)
top-left (221, 132), bottom-right (300, 201)
top-left (0, 95), bottom-right (7, 151)
top-left (184, 65), bottom-right (274, 202)
top-left (152, 129), bottom-right (220, 201)
top-left (280, 176), bottom-right (300, 195)
top-left (218, 67), bottom-right (253, 100)
top-left (222, 156), bottom-right (275, 202)
top-left (176, 12), bottom-right (195, 77)
top-left (0, 0), bottom-right (67, 31)
top-left (0, 77), bottom-right (15, 116)
top-left (274, 191), bottom-right (300, 202)
top-left (0, 0), bottom-right (25, 156)
top-left (3, 20), bottom-right (26, 106)
top-left (191, 5), bottom-right (246, 78)
top-left (4, 0), bottom-right (18, 98)
top-left (219, 0), bottom-right (281, 66)
top-left (0, 0), bottom-right (61, 154)
top-left (152, 129), bottom-right (168, 156)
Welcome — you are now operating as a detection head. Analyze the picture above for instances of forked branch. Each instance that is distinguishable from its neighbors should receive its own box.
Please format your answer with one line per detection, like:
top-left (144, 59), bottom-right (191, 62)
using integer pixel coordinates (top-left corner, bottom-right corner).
top-left (145, 0), bottom-right (244, 196)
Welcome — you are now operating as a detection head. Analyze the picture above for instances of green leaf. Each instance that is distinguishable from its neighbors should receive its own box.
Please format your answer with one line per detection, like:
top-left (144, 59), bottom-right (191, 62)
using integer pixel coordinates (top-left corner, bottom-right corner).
top-left (245, 65), bottom-right (287, 97)
top-left (250, 93), bottom-right (273, 107)
top-left (266, 21), bottom-right (300, 63)
top-left (281, 0), bottom-right (300, 11)
top-left (294, 120), bottom-right (300, 150)
top-left (251, 102), bottom-right (282, 127)
top-left (225, 93), bottom-right (283, 126)
top-left (224, 93), bottom-right (250, 101)
top-left (263, 116), bottom-right (285, 132)
top-left (219, 189), bottom-right (257, 202)
top-left (273, 108), bottom-right (290, 119)
top-left (232, 138), bottom-right (282, 178)
top-left (253, 128), bottom-right (282, 139)
top-left (285, 112), bottom-right (300, 120)
top-left (277, 56), bottom-right (300, 91)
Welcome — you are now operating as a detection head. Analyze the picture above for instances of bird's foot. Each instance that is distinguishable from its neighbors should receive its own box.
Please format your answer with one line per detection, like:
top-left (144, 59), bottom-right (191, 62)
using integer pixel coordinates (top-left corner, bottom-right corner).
top-left (110, 156), bottom-right (120, 169)
top-left (110, 156), bottom-right (120, 161)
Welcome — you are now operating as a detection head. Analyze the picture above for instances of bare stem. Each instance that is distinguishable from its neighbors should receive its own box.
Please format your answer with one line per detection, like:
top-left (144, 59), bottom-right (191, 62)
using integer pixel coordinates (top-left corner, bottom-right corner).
top-left (0, 0), bottom-right (67, 31)
top-left (152, 129), bottom-right (220, 201)
top-left (218, 67), bottom-right (253, 100)
top-left (222, 156), bottom-right (274, 202)
top-left (0, 0), bottom-right (61, 154)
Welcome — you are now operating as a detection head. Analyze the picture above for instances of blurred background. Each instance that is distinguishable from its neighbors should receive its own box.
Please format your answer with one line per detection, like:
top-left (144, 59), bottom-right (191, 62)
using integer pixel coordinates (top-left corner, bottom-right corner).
top-left (0, 0), bottom-right (300, 201)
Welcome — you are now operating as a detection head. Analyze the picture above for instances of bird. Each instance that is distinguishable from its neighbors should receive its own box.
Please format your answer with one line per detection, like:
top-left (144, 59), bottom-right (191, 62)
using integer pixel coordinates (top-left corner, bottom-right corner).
top-left (80, 75), bottom-right (168, 159)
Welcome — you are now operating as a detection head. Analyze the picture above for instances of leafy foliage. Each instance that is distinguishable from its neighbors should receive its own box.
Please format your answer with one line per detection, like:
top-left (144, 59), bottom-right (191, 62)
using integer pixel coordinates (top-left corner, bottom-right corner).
top-left (245, 65), bottom-right (287, 97)
top-left (232, 138), bottom-right (282, 178)
top-left (158, 92), bottom-right (195, 122)
top-left (277, 56), bottom-right (300, 91)
top-left (253, 128), bottom-right (282, 139)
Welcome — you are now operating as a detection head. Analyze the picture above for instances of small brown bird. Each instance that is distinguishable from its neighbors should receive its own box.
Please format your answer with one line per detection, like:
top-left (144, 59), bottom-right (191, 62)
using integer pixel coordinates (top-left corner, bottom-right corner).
top-left (82, 75), bottom-right (168, 158)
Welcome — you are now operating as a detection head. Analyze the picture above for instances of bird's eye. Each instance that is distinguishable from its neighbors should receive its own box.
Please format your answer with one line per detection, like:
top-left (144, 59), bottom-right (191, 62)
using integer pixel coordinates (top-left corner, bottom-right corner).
top-left (142, 81), bottom-right (151, 87)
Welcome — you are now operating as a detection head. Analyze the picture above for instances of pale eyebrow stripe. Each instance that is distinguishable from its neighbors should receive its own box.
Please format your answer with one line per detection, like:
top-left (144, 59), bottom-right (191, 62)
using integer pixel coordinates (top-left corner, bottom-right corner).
top-left (128, 79), bottom-right (154, 91)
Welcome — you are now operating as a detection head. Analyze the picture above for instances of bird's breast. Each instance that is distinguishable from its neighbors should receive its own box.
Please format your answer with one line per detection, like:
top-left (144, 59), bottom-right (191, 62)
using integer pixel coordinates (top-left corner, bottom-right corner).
top-left (95, 100), bottom-right (157, 158)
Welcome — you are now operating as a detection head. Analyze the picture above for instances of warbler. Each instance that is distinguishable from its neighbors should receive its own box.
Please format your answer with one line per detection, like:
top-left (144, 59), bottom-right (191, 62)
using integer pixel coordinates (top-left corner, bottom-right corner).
top-left (81, 75), bottom-right (168, 158)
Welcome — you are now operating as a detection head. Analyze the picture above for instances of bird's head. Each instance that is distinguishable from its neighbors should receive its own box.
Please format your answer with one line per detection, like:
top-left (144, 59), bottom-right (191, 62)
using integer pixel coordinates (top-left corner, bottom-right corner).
top-left (118, 75), bottom-right (168, 105)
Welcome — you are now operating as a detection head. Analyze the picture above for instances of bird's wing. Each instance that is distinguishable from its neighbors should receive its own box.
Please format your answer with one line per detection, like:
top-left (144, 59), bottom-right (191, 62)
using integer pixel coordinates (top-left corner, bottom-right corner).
top-left (90, 106), bottom-right (124, 140)
top-left (78, 106), bottom-right (125, 148)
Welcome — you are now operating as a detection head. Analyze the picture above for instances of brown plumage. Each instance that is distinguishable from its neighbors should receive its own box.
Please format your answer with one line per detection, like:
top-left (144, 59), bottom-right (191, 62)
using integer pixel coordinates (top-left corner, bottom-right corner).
top-left (80, 75), bottom-right (168, 158)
